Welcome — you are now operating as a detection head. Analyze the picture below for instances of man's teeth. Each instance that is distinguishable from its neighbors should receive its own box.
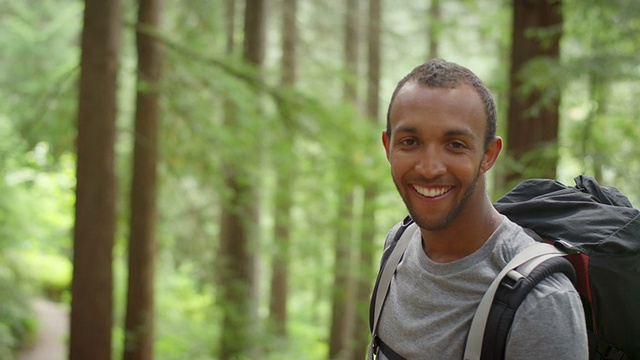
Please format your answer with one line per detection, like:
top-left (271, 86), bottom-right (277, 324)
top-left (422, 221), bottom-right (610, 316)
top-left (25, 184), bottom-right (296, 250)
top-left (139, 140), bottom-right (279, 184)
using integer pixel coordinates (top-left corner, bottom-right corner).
top-left (414, 185), bottom-right (450, 197)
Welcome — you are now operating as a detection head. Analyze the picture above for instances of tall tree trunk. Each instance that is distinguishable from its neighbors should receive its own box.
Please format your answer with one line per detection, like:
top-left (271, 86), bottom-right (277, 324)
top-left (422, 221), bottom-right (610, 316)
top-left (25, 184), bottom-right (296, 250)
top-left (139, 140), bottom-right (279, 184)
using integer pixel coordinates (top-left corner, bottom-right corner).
top-left (218, 180), bottom-right (254, 359)
top-left (580, 72), bottom-right (608, 182)
top-left (269, 0), bottom-right (298, 337)
top-left (329, 1), bottom-right (359, 359)
top-left (224, 0), bottom-right (236, 54)
top-left (123, 0), bottom-right (162, 359)
top-left (351, 0), bottom-right (382, 358)
top-left (427, 0), bottom-right (441, 59)
top-left (505, 0), bottom-right (563, 184)
top-left (218, 0), bottom-right (266, 358)
top-left (329, 192), bottom-right (357, 360)
top-left (69, 0), bottom-right (121, 359)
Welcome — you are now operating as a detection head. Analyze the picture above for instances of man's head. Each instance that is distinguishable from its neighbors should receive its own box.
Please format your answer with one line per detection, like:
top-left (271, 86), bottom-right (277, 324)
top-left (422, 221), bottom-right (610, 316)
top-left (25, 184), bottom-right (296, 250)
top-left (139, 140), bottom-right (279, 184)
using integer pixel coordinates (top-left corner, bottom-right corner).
top-left (385, 59), bottom-right (497, 150)
top-left (382, 59), bottom-right (502, 231)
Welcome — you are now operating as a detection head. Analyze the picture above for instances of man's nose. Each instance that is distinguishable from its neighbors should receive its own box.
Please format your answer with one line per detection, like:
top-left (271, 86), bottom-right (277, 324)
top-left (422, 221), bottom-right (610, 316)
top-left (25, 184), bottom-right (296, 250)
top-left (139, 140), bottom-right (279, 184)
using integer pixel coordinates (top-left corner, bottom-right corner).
top-left (415, 145), bottom-right (446, 178)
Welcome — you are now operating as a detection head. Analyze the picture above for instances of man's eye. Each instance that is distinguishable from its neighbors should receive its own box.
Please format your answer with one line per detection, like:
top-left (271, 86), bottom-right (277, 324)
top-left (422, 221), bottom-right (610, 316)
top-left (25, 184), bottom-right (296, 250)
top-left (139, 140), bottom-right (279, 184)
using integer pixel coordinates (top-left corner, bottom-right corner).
top-left (400, 138), bottom-right (417, 146)
top-left (450, 141), bottom-right (466, 149)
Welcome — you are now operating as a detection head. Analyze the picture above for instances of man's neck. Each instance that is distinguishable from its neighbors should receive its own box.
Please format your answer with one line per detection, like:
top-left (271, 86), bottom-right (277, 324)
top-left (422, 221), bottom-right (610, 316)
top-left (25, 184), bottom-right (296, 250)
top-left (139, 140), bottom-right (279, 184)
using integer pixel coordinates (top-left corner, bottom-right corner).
top-left (420, 201), bottom-right (502, 263)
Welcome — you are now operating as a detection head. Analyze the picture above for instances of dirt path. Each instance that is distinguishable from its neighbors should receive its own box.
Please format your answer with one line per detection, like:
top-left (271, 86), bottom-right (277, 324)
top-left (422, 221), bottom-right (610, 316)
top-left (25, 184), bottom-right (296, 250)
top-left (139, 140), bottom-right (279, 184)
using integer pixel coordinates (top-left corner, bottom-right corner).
top-left (18, 299), bottom-right (68, 360)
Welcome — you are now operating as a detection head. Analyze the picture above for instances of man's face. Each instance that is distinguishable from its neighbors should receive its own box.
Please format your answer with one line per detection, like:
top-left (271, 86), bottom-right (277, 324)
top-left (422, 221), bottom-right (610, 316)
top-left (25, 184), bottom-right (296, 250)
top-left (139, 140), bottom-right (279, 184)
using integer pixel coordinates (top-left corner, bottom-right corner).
top-left (382, 82), bottom-right (501, 231)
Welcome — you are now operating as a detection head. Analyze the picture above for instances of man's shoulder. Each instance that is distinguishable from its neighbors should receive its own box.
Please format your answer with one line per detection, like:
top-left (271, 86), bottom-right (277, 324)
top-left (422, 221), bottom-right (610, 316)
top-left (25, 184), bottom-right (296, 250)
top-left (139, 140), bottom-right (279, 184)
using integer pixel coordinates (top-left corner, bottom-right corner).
top-left (382, 219), bottom-right (409, 248)
top-left (507, 280), bottom-right (588, 358)
top-left (504, 245), bottom-right (588, 357)
top-left (491, 216), bottom-right (539, 264)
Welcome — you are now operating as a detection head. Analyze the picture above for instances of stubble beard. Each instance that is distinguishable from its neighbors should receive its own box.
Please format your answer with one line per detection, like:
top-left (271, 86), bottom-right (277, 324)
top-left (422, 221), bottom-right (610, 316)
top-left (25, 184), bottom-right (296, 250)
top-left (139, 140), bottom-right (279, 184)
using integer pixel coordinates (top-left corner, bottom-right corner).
top-left (394, 165), bottom-right (482, 231)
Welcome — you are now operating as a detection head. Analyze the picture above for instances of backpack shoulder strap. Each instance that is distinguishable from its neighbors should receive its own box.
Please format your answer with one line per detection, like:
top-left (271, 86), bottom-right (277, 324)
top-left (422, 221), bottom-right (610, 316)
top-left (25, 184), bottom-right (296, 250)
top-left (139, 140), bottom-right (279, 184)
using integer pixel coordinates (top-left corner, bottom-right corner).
top-left (481, 256), bottom-right (576, 359)
top-left (463, 242), bottom-right (567, 360)
top-left (369, 216), bottom-right (414, 330)
top-left (368, 218), bottom-right (418, 360)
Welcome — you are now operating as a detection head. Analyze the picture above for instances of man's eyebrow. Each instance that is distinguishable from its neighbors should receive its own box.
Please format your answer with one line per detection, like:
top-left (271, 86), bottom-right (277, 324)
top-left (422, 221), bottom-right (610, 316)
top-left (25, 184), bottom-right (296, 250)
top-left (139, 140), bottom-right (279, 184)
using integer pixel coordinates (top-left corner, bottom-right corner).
top-left (394, 126), bottom-right (418, 134)
top-left (393, 126), bottom-right (477, 139)
top-left (445, 129), bottom-right (476, 139)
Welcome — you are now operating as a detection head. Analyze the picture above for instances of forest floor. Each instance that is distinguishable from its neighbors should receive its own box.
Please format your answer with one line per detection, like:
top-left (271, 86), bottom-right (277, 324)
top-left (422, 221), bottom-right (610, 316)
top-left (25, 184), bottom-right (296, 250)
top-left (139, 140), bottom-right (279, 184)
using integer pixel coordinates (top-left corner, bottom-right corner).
top-left (18, 298), bottom-right (68, 360)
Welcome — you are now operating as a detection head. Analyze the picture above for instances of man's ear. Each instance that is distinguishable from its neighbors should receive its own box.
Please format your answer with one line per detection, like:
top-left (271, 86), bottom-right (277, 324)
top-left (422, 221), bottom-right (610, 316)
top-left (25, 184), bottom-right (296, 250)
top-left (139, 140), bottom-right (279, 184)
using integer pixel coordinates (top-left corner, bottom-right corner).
top-left (481, 136), bottom-right (502, 173)
top-left (382, 130), bottom-right (391, 160)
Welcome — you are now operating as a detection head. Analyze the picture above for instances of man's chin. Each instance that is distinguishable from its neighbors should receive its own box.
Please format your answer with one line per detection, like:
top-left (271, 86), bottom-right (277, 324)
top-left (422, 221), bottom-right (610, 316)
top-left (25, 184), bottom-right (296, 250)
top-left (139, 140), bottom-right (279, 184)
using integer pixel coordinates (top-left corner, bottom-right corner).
top-left (406, 210), bottom-right (451, 232)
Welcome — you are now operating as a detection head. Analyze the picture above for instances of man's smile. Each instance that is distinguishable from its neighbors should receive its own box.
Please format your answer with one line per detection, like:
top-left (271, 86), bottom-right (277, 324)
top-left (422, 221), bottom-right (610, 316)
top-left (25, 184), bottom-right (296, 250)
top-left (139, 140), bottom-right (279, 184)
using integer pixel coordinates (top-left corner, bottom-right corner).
top-left (412, 184), bottom-right (453, 198)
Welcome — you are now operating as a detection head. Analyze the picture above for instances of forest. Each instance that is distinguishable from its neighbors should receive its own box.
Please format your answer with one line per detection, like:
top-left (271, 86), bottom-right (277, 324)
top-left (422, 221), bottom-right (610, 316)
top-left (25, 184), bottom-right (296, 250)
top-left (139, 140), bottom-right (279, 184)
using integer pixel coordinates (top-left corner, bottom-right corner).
top-left (1, 0), bottom-right (639, 359)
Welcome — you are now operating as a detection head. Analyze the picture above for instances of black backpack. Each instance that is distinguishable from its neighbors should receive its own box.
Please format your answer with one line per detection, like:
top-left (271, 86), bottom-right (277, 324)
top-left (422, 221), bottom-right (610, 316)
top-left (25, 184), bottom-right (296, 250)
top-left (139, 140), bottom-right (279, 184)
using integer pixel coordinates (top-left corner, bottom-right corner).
top-left (369, 175), bottom-right (640, 360)
top-left (487, 175), bottom-right (640, 360)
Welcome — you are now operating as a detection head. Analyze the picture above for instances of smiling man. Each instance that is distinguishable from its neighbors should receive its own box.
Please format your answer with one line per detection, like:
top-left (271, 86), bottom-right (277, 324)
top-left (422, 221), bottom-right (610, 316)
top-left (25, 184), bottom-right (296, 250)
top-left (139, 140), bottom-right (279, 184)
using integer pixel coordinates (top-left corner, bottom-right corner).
top-left (372, 59), bottom-right (587, 359)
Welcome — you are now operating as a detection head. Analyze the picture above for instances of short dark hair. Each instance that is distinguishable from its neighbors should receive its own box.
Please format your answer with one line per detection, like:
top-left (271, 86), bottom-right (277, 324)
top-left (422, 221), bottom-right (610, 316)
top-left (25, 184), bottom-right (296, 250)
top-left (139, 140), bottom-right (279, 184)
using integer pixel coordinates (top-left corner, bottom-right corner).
top-left (385, 59), bottom-right (497, 149)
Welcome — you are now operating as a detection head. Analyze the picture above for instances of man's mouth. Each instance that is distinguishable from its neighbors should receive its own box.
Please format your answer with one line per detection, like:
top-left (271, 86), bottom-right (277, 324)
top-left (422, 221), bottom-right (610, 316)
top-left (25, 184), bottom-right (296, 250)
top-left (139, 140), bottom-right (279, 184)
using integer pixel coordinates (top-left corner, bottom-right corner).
top-left (413, 184), bottom-right (452, 198)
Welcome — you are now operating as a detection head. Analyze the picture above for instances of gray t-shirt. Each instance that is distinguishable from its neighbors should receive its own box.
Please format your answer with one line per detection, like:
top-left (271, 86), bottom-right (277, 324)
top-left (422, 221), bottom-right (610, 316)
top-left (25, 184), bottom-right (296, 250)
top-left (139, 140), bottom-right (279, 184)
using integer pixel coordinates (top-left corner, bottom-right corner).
top-left (377, 215), bottom-right (588, 359)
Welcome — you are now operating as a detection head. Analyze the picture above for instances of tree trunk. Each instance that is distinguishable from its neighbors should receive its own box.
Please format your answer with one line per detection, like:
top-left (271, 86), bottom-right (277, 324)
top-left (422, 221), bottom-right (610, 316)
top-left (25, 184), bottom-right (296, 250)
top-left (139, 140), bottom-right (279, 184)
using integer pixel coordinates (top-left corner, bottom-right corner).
top-left (269, 171), bottom-right (292, 335)
top-left (329, 1), bottom-right (360, 359)
top-left (328, 192), bottom-right (357, 360)
top-left (505, 0), bottom-right (563, 184)
top-left (218, 0), bottom-right (266, 358)
top-left (427, 0), bottom-right (441, 59)
top-left (69, 0), bottom-right (121, 359)
top-left (580, 72), bottom-right (608, 182)
top-left (269, 0), bottom-right (298, 337)
top-left (225, 0), bottom-right (236, 54)
top-left (122, 0), bottom-right (162, 359)
top-left (350, 0), bottom-right (382, 358)
top-left (218, 178), bottom-right (255, 359)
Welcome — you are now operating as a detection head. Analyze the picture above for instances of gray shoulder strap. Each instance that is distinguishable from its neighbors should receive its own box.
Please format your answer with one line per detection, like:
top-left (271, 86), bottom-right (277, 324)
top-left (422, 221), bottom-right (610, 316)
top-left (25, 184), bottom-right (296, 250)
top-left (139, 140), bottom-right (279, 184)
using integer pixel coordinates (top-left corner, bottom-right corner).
top-left (462, 242), bottom-right (566, 360)
top-left (368, 222), bottom-right (419, 360)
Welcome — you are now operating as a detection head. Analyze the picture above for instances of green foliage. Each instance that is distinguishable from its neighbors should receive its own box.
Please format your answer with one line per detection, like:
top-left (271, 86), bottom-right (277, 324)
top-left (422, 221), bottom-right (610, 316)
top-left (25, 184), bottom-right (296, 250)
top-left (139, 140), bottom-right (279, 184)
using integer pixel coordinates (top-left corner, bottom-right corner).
top-left (0, 265), bottom-right (39, 358)
top-left (0, 0), bottom-right (82, 157)
top-left (0, 145), bottom-right (75, 256)
top-left (153, 261), bottom-right (220, 360)
top-left (17, 251), bottom-right (73, 302)
top-left (556, 0), bottom-right (640, 204)
top-left (0, 3), bottom-right (78, 323)
top-left (0, 109), bottom-right (74, 357)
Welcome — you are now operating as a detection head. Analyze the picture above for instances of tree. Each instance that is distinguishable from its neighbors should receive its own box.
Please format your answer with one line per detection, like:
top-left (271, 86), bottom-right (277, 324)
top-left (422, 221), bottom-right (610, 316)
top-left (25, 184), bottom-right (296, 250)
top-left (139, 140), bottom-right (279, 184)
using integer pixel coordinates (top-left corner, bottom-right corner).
top-left (505, 0), bottom-right (563, 184)
top-left (269, 0), bottom-right (298, 338)
top-left (218, 0), bottom-right (266, 358)
top-left (69, 0), bottom-right (121, 359)
top-left (351, 0), bottom-right (382, 358)
top-left (427, 0), bottom-right (441, 59)
top-left (122, 0), bottom-right (162, 359)
top-left (329, 1), bottom-right (360, 359)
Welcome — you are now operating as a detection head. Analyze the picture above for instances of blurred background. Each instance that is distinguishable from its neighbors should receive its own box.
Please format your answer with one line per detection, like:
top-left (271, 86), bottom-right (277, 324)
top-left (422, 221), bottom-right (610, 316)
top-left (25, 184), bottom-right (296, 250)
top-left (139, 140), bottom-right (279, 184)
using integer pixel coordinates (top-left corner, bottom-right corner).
top-left (1, 0), bottom-right (639, 359)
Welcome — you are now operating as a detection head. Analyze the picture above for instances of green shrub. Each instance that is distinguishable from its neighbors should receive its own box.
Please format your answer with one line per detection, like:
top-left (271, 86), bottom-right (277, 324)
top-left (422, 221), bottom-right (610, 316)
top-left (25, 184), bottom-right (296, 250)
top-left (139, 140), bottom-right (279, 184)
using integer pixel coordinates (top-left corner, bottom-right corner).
top-left (19, 251), bottom-right (72, 302)
top-left (0, 276), bottom-right (38, 358)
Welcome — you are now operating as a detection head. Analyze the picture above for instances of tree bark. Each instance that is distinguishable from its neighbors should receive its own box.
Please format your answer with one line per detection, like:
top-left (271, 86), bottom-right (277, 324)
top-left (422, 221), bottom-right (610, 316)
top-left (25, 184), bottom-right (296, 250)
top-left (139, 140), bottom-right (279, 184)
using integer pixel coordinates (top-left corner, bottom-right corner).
top-left (329, 1), bottom-right (360, 359)
top-left (505, 0), bottom-right (563, 184)
top-left (225, 0), bottom-right (236, 53)
top-left (328, 192), bottom-right (357, 360)
top-left (580, 72), bottom-right (608, 182)
top-left (350, 0), bottom-right (382, 358)
top-left (69, 0), bottom-right (121, 359)
top-left (269, 0), bottom-right (298, 337)
top-left (122, 0), bottom-right (162, 359)
top-left (218, 179), bottom-right (255, 359)
top-left (427, 0), bottom-right (441, 59)
top-left (218, 0), bottom-right (266, 358)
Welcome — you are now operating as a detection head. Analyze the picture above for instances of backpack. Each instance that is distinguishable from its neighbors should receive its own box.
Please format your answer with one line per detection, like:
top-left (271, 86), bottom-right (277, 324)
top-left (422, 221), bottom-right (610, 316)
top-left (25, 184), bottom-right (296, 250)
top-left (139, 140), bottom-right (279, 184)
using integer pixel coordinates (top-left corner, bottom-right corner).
top-left (369, 175), bottom-right (640, 360)
top-left (487, 175), bottom-right (640, 359)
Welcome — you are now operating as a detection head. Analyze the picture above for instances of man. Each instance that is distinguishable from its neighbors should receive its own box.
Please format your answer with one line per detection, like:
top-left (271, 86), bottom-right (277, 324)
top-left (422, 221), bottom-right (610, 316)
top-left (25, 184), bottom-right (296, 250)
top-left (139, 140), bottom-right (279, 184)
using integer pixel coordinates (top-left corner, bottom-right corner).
top-left (374, 59), bottom-right (587, 359)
